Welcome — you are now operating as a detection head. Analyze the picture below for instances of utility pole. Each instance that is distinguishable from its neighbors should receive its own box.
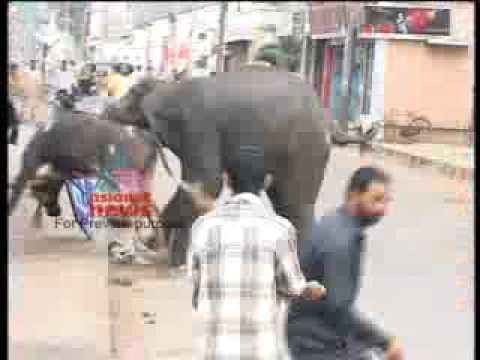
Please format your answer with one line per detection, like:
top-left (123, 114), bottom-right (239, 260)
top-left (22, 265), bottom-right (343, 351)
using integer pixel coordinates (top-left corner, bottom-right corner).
top-left (338, 4), bottom-right (357, 132)
top-left (216, 2), bottom-right (228, 73)
top-left (299, 3), bottom-right (310, 81)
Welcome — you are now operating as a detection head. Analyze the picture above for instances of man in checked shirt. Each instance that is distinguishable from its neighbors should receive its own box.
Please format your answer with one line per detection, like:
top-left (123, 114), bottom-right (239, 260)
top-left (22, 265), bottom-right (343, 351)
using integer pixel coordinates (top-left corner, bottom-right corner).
top-left (188, 146), bottom-right (326, 360)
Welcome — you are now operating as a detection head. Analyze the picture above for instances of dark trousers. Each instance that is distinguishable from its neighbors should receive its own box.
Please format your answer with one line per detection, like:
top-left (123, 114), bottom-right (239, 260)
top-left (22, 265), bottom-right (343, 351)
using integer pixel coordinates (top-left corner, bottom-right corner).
top-left (287, 317), bottom-right (375, 360)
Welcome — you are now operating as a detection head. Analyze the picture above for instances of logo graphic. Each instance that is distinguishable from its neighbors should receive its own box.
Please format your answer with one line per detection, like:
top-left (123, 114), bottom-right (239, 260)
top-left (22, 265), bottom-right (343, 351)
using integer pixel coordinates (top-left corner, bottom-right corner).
top-left (66, 142), bottom-right (153, 234)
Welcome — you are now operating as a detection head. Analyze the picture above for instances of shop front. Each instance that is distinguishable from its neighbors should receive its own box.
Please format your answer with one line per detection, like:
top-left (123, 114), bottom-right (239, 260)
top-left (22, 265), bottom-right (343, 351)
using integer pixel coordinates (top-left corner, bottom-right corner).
top-left (310, 3), bottom-right (370, 124)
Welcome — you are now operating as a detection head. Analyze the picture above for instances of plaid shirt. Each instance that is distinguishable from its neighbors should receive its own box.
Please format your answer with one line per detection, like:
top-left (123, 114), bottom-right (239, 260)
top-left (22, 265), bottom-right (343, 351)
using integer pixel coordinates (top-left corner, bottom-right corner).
top-left (189, 192), bottom-right (307, 360)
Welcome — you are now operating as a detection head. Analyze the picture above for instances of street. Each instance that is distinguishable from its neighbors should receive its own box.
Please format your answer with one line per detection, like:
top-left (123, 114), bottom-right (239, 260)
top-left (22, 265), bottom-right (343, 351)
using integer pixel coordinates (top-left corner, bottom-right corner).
top-left (8, 123), bottom-right (474, 359)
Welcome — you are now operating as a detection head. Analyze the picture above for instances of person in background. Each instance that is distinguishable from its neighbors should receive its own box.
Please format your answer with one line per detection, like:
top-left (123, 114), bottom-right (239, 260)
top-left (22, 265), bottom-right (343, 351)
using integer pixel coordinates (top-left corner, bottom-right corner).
top-left (22, 60), bottom-right (43, 122)
top-left (107, 63), bottom-right (130, 98)
top-left (131, 64), bottom-right (146, 85)
top-left (287, 166), bottom-right (405, 360)
top-left (121, 63), bottom-right (135, 90)
top-left (9, 63), bottom-right (24, 97)
top-left (54, 60), bottom-right (77, 96)
top-left (189, 146), bottom-right (327, 360)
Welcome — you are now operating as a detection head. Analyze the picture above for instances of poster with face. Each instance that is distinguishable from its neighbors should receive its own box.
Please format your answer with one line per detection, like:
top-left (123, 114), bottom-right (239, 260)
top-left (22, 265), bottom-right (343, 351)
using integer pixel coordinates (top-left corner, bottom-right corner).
top-left (362, 6), bottom-right (450, 36)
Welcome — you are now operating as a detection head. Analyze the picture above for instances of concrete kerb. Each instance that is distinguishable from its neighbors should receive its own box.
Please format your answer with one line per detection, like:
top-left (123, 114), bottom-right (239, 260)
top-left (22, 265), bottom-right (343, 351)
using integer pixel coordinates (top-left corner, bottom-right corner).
top-left (368, 143), bottom-right (474, 181)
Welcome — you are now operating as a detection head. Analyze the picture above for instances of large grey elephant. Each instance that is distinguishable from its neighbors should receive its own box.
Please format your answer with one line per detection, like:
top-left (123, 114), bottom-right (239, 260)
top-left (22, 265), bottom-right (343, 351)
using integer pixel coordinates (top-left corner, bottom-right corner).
top-left (106, 72), bottom-right (374, 267)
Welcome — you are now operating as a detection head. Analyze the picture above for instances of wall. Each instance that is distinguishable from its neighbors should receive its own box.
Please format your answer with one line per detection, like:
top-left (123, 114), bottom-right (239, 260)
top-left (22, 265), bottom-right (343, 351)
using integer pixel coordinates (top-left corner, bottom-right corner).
top-left (191, 5), bottom-right (219, 77)
top-left (8, 4), bottom-right (26, 64)
top-left (452, 2), bottom-right (474, 132)
top-left (383, 40), bottom-right (470, 129)
top-left (369, 40), bottom-right (386, 123)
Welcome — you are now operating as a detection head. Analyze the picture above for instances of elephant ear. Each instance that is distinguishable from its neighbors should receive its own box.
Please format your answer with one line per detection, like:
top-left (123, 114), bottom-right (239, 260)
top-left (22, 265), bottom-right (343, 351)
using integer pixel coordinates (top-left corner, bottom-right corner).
top-left (142, 84), bottom-right (183, 144)
top-left (142, 82), bottom-right (222, 198)
top-left (178, 100), bottom-right (222, 198)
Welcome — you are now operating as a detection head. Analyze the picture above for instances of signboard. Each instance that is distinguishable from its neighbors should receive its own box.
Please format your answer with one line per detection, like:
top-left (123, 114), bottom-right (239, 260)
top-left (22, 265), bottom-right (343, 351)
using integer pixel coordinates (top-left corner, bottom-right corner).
top-left (361, 6), bottom-right (450, 36)
top-left (311, 2), bottom-right (347, 37)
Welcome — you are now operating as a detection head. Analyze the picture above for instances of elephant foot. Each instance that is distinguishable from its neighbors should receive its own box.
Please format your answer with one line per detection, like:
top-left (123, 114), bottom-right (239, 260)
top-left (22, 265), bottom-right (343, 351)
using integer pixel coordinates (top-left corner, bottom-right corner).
top-left (167, 227), bottom-right (190, 269)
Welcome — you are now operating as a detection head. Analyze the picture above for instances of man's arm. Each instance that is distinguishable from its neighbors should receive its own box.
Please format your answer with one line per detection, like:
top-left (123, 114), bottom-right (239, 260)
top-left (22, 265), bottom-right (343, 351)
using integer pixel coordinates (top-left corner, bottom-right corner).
top-left (275, 225), bottom-right (307, 296)
top-left (312, 229), bottom-right (391, 350)
top-left (188, 226), bottom-right (201, 311)
top-left (275, 225), bottom-right (325, 300)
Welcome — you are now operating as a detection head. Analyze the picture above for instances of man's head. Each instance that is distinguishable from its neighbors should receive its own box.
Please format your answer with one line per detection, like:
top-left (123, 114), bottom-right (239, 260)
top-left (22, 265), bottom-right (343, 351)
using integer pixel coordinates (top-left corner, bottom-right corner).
top-left (119, 63), bottom-right (131, 75)
top-left (112, 64), bottom-right (122, 73)
top-left (224, 146), bottom-right (266, 195)
top-left (61, 60), bottom-right (68, 71)
top-left (345, 166), bottom-right (392, 227)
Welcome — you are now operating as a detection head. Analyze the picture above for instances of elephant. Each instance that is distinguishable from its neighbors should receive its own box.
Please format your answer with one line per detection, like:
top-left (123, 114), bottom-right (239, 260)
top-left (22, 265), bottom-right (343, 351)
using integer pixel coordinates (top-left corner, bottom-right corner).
top-left (103, 72), bottom-right (374, 268)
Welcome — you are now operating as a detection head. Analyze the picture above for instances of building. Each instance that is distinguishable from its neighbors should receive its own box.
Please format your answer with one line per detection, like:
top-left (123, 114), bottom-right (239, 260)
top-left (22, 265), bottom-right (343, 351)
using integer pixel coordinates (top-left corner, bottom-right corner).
top-left (8, 4), bottom-right (26, 65)
top-left (88, 2), bottom-right (214, 76)
top-left (309, 1), bottom-right (474, 144)
top-left (9, 2), bottom-right (49, 66)
top-left (222, 2), bottom-right (304, 73)
top-left (46, 1), bottom-right (89, 63)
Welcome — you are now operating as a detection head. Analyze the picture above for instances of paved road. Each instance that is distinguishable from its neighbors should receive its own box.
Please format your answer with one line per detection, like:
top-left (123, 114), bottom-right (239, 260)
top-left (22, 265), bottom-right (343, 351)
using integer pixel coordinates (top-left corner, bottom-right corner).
top-left (8, 119), bottom-right (473, 359)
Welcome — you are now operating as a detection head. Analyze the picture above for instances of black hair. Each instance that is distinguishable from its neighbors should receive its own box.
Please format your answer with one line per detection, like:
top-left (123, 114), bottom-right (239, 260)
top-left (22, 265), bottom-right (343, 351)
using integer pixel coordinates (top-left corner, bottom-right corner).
top-left (346, 166), bottom-right (391, 196)
top-left (225, 146), bottom-right (266, 195)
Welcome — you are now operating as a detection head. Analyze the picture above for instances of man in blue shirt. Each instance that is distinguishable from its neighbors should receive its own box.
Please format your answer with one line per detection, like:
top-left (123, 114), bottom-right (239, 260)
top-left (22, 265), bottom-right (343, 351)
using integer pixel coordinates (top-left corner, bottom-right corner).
top-left (287, 166), bottom-right (405, 360)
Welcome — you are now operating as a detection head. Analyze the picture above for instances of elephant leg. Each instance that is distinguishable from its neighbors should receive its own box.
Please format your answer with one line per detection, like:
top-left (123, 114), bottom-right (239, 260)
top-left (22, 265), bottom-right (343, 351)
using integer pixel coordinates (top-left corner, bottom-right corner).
top-left (161, 187), bottom-right (197, 268)
top-left (267, 148), bottom-right (329, 257)
top-left (44, 176), bottom-right (65, 217)
top-left (167, 227), bottom-right (191, 268)
top-left (267, 180), bottom-right (316, 257)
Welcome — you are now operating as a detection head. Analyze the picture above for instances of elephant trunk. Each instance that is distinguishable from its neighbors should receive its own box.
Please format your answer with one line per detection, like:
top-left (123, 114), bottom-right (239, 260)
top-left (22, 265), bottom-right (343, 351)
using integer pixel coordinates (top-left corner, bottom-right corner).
top-left (148, 130), bottom-right (215, 214)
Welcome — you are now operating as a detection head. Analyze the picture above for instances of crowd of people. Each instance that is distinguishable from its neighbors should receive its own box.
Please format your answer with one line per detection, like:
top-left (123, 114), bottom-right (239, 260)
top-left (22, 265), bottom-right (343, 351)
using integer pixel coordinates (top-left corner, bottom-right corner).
top-left (7, 59), bottom-right (159, 122)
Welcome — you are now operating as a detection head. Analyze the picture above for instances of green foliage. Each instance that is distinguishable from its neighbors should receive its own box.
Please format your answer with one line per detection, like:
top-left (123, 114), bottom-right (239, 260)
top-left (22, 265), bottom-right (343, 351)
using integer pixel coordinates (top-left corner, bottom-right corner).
top-left (255, 36), bottom-right (303, 72)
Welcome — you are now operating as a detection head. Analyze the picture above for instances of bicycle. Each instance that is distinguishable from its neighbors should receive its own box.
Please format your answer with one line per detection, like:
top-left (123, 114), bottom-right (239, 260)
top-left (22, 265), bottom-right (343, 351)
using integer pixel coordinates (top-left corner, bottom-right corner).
top-left (386, 109), bottom-right (433, 143)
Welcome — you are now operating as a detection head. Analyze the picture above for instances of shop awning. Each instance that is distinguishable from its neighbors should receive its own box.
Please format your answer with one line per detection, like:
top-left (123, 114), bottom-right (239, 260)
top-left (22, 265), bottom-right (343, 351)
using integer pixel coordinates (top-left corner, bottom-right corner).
top-left (425, 38), bottom-right (468, 47)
